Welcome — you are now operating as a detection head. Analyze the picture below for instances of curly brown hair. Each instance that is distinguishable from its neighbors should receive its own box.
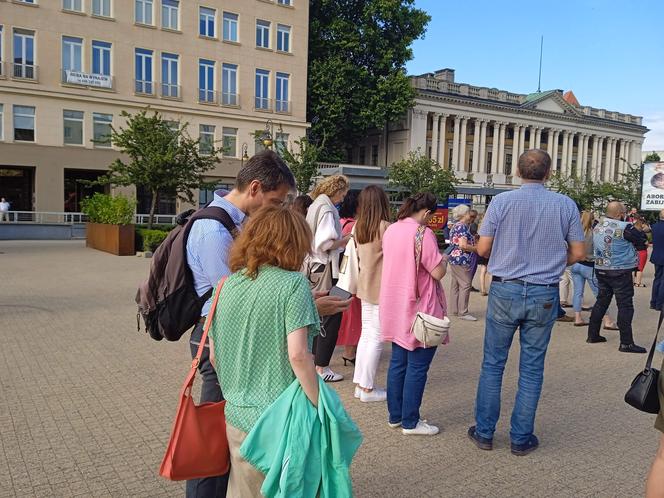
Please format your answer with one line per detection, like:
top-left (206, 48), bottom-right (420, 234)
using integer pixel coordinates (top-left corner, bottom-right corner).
top-left (229, 205), bottom-right (312, 279)
top-left (310, 174), bottom-right (350, 199)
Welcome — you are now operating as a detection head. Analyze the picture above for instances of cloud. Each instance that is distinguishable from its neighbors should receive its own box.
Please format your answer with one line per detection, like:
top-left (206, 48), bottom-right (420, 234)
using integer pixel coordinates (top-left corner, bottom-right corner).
top-left (643, 112), bottom-right (664, 151)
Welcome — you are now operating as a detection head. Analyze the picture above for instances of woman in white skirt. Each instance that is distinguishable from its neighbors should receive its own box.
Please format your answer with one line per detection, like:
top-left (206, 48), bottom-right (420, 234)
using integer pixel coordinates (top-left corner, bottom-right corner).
top-left (352, 186), bottom-right (392, 402)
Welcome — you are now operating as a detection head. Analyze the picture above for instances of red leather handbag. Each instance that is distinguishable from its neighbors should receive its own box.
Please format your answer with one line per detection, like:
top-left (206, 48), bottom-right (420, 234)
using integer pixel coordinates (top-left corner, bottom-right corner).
top-left (159, 279), bottom-right (230, 481)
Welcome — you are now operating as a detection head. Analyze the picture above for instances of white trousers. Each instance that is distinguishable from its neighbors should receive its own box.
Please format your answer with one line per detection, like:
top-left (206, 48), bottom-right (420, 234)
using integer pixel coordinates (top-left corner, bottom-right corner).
top-left (560, 267), bottom-right (573, 303)
top-left (353, 301), bottom-right (384, 389)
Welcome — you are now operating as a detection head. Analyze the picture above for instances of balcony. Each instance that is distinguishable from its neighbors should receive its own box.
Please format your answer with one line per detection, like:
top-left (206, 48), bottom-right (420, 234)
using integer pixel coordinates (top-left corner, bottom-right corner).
top-left (134, 79), bottom-right (156, 96)
top-left (275, 99), bottom-right (291, 114)
top-left (222, 92), bottom-right (239, 107)
top-left (11, 63), bottom-right (38, 81)
top-left (254, 96), bottom-right (272, 112)
top-left (160, 82), bottom-right (181, 100)
top-left (198, 89), bottom-right (218, 105)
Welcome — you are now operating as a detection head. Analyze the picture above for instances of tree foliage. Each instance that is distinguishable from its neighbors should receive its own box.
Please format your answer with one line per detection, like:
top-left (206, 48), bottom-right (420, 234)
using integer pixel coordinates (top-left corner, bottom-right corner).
top-left (93, 109), bottom-right (221, 228)
top-left (280, 137), bottom-right (324, 194)
top-left (645, 152), bottom-right (661, 163)
top-left (388, 150), bottom-right (460, 203)
top-left (308, 0), bottom-right (430, 160)
top-left (80, 193), bottom-right (135, 225)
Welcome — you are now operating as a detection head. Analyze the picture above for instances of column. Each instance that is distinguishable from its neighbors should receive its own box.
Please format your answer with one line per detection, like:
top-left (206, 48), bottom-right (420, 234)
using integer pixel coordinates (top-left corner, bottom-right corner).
top-left (535, 127), bottom-right (542, 149)
top-left (458, 117), bottom-right (468, 172)
top-left (430, 113), bottom-right (440, 161)
top-left (436, 114), bottom-right (448, 166)
top-left (497, 122), bottom-right (506, 175)
top-left (409, 109), bottom-right (428, 153)
top-left (519, 125), bottom-right (527, 156)
top-left (634, 141), bottom-right (643, 167)
top-left (580, 135), bottom-right (590, 180)
top-left (528, 126), bottom-right (536, 149)
top-left (618, 140), bottom-right (626, 177)
top-left (560, 131), bottom-right (569, 175)
top-left (478, 120), bottom-right (488, 172)
top-left (471, 118), bottom-right (481, 172)
top-left (489, 122), bottom-right (498, 174)
top-left (549, 130), bottom-right (559, 169)
top-left (567, 132), bottom-right (575, 175)
top-left (590, 135), bottom-right (600, 181)
top-left (451, 116), bottom-right (461, 170)
top-left (597, 137), bottom-right (605, 180)
top-left (511, 124), bottom-right (520, 174)
top-left (608, 138), bottom-right (617, 181)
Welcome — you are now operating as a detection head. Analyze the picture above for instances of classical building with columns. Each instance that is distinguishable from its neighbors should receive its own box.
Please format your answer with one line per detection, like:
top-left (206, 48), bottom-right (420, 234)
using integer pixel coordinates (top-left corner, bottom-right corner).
top-left (350, 68), bottom-right (647, 197)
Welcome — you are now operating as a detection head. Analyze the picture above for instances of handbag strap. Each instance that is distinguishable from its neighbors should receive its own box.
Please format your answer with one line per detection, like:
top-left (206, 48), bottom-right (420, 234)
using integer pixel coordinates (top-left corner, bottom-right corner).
top-left (645, 309), bottom-right (664, 370)
top-left (414, 225), bottom-right (426, 301)
top-left (184, 277), bottom-right (227, 391)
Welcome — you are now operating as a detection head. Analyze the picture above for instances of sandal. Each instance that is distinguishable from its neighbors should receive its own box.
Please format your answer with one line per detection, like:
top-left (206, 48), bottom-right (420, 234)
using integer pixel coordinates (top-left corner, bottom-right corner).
top-left (574, 322), bottom-right (589, 327)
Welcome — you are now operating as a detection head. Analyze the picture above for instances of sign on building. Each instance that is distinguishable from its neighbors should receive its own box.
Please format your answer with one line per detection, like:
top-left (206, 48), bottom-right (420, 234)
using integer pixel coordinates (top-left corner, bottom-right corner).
top-left (65, 70), bottom-right (113, 89)
top-left (640, 162), bottom-right (664, 211)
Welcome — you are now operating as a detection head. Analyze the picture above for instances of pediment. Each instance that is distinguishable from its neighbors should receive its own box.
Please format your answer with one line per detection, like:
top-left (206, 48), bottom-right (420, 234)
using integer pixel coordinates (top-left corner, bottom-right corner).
top-left (521, 91), bottom-right (583, 117)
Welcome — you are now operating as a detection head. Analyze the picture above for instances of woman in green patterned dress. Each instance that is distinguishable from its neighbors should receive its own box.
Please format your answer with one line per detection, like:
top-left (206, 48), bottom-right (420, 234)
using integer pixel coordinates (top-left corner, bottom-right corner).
top-left (208, 205), bottom-right (321, 497)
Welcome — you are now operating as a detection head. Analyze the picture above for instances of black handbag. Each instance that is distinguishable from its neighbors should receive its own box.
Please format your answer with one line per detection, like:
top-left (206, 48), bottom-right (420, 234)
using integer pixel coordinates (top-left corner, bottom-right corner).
top-left (624, 310), bottom-right (662, 414)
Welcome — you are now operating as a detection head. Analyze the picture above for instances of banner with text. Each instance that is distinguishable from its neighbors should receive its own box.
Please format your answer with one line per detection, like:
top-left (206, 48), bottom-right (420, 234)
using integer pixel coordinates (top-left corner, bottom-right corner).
top-left (65, 71), bottom-right (112, 89)
top-left (640, 162), bottom-right (664, 211)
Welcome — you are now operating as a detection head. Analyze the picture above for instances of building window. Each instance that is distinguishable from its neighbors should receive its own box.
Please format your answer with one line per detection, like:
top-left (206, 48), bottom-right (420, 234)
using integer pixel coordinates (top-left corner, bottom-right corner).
top-left (14, 105), bottom-right (35, 142)
top-left (199, 7), bottom-right (215, 37)
top-left (161, 52), bottom-right (179, 98)
top-left (13, 30), bottom-right (36, 79)
top-left (255, 69), bottom-right (270, 110)
top-left (222, 63), bottom-right (237, 106)
top-left (62, 36), bottom-right (83, 75)
top-left (162, 0), bottom-right (179, 30)
top-left (63, 0), bottom-right (83, 12)
top-left (92, 41), bottom-right (111, 76)
top-left (371, 145), bottom-right (378, 166)
top-left (0, 104), bottom-right (4, 140)
top-left (359, 146), bottom-right (366, 165)
top-left (256, 20), bottom-right (270, 48)
top-left (135, 48), bottom-right (153, 94)
top-left (16, 0), bottom-right (36, 3)
top-left (275, 132), bottom-right (289, 156)
top-left (63, 110), bottom-right (84, 145)
top-left (93, 113), bottom-right (112, 147)
top-left (0, 27), bottom-right (3, 78)
top-left (277, 0), bottom-right (291, 5)
top-left (92, 0), bottom-right (111, 17)
top-left (276, 24), bottom-right (290, 52)
top-left (199, 124), bottom-right (215, 155)
top-left (222, 12), bottom-right (238, 42)
top-left (275, 72), bottom-right (289, 113)
top-left (135, 0), bottom-right (153, 24)
top-left (198, 59), bottom-right (215, 103)
top-left (222, 127), bottom-right (237, 157)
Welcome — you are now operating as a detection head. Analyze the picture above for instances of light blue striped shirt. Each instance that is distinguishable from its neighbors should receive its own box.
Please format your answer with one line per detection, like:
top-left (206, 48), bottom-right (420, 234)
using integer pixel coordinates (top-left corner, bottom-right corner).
top-left (479, 183), bottom-right (584, 285)
top-left (186, 191), bottom-right (245, 316)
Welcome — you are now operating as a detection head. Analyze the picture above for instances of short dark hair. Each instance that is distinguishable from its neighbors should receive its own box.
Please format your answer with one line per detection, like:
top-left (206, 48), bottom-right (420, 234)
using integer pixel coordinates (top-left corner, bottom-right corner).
top-left (338, 189), bottom-right (360, 218)
top-left (517, 149), bottom-right (551, 180)
top-left (235, 150), bottom-right (295, 192)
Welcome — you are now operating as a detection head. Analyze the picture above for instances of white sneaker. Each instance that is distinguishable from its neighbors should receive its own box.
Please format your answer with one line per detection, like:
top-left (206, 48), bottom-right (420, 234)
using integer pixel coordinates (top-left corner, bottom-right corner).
top-left (318, 367), bottom-right (343, 383)
top-left (459, 314), bottom-right (478, 321)
top-left (388, 418), bottom-right (427, 429)
top-left (360, 388), bottom-right (387, 403)
top-left (354, 386), bottom-right (361, 399)
top-left (402, 420), bottom-right (440, 436)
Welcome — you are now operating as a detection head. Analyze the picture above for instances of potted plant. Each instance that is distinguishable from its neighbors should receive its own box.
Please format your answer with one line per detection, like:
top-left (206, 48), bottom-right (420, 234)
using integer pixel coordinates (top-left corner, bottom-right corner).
top-left (81, 193), bottom-right (136, 255)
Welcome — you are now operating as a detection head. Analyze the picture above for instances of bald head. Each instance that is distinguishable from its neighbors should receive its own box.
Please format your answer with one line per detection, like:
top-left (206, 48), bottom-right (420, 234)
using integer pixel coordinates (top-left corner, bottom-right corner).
top-left (606, 201), bottom-right (626, 219)
top-left (517, 149), bottom-right (551, 181)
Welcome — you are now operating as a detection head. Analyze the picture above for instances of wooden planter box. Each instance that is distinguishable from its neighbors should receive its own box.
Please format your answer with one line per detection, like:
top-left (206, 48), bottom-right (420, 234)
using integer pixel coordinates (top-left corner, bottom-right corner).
top-left (86, 223), bottom-right (135, 256)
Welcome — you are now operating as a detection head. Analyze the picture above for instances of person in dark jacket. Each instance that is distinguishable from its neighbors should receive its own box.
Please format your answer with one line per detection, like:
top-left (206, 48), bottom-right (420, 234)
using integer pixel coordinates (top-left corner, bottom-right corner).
top-left (650, 210), bottom-right (664, 310)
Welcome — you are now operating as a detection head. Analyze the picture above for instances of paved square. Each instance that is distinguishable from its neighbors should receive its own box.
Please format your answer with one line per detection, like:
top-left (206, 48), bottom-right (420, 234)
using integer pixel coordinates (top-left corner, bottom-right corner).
top-left (0, 241), bottom-right (660, 497)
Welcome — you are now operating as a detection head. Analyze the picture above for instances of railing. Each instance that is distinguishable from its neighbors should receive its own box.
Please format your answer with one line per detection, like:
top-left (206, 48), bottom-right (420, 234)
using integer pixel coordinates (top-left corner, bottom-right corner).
top-left (198, 89), bottom-right (218, 104)
top-left (317, 162), bottom-right (383, 171)
top-left (161, 82), bottom-right (181, 99)
top-left (275, 99), bottom-right (290, 114)
top-left (221, 92), bottom-right (239, 107)
top-left (469, 87), bottom-right (481, 97)
top-left (11, 63), bottom-right (38, 81)
top-left (134, 79), bottom-right (156, 96)
top-left (0, 211), bottom-right (178, 225)
top-left (254, 97), bottom-right (272, 112)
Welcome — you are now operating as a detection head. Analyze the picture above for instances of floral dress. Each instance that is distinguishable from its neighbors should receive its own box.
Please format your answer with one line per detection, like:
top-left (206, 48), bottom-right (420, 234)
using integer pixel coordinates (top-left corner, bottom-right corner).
top-left (449, 222), bottom-right (474, 267)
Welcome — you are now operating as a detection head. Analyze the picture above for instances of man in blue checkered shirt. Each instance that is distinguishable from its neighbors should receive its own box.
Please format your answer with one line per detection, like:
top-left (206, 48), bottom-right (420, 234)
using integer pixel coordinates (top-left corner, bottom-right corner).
top-left (467, 149), bottom-right (586, 457)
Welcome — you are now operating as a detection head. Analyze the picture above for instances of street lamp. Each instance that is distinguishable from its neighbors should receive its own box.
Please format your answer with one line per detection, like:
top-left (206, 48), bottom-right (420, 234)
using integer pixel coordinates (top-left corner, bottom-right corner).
top-left (260, 119), bottom-right (284, 151)
top-left (240, 143), bottom-right (249, 166)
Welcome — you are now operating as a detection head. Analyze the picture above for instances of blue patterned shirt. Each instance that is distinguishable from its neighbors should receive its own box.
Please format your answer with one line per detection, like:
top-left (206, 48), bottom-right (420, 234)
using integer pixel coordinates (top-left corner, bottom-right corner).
top-left (479, 183), bottom-right (584, 285)
top-left (186, 191), bottom-right (246, 316)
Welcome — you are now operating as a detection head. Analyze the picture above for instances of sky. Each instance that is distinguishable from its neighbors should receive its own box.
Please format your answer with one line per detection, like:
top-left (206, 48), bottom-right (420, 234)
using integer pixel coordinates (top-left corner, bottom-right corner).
top-left (406, 0), bottom-right (664, 151)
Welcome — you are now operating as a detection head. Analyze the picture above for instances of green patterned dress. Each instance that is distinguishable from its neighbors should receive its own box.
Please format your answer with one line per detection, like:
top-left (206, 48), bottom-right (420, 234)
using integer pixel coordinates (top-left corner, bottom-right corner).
top-left (210, 266), bottom-right (320, 433)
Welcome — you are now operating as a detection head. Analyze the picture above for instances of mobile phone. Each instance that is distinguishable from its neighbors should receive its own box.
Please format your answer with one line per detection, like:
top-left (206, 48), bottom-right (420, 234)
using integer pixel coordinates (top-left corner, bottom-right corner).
top-left (328, 285), bottom-right (352, 300)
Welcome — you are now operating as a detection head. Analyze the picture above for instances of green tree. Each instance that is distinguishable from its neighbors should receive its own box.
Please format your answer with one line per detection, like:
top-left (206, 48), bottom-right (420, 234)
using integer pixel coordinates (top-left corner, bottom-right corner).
top-left (548, 173), bottom-right (605, 211)
top-left (280, 136), bottom-right (324, 194)
top-left (645, 152), bottom-right (661, 163)
top-left (388, 150), bottom-right (459, 202)
top-left (308, 0), bottom-right (430, 160)
top-left (604, 164), bottom-right (642, 212)
top-left (93, 109), bottom-right (221, 229)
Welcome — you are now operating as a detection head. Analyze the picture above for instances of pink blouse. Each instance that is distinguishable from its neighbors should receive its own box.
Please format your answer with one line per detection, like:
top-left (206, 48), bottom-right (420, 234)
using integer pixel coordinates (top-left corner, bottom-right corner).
top-left (379, 218), bottom-right (448, 351)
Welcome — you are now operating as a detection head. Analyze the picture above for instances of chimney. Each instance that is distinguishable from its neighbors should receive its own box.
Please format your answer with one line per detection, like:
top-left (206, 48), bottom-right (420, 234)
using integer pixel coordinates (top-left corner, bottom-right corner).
top-left (433, 68), bottom-right (455, 82)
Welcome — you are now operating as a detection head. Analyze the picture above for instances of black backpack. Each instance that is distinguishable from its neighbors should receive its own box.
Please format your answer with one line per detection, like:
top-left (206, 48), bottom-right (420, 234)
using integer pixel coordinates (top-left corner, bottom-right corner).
top-left (135, 206), bottom-right (237, 341)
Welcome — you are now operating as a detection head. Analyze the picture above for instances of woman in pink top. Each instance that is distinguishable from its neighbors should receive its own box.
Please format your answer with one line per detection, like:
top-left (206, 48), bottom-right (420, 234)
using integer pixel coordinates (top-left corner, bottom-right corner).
top-left (380, 192), bottom-right (448, 436)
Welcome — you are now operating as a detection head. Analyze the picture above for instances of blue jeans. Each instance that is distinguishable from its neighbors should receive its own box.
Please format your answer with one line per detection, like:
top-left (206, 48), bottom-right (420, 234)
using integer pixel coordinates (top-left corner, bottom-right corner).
top-left (652, 264), bottom-right (664, 310)
top-left (570, 263), bottom-right (598, 312)
top-left (387, 342), bottom-right (437, 430)
top-left (474, 281), bottom-right (558, 445)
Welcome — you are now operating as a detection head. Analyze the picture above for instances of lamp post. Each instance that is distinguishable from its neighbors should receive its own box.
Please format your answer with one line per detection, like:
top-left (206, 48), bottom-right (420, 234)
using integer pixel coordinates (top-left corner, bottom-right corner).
top-left (240, 143), bottom-right (249, 166)
top-left (260, 119), bottom-right (284, 152)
